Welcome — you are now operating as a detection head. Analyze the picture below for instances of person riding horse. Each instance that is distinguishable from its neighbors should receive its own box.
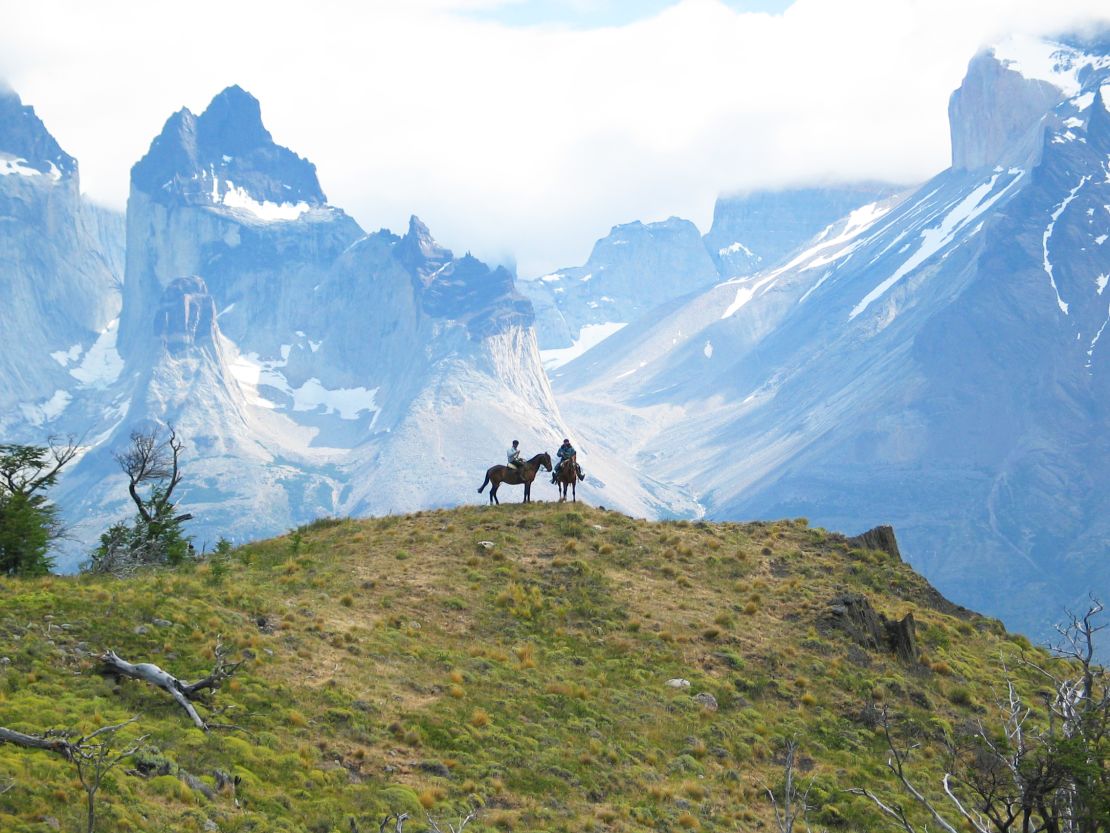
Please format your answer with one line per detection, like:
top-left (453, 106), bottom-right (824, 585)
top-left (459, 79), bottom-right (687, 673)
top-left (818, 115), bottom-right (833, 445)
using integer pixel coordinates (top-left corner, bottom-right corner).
top-left (507, 440), bottom-right (525, 473)
top-left (552, 438), bottom-right (583, 483)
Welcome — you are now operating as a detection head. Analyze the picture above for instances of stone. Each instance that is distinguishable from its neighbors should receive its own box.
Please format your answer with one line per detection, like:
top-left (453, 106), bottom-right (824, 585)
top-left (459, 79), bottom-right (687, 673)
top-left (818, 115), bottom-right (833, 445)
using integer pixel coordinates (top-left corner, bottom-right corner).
top-left (477, 541), bottom-right (495, 549)
top-left (694, 692), bottom-right (719, 711)
top-left (152, 618), bottom-right (173, 628)
top-left (665, 678), bottom-right (691, 688)
top-left (133, 624), bottom-right (149, 635)
top-left (821, 592), bottom-right (918, 662)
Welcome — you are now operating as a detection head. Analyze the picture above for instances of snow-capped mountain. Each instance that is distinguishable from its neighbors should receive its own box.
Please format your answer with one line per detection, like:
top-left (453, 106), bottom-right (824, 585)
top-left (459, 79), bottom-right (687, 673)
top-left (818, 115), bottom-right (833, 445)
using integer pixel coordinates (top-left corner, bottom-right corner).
top-left (522, 187), bottom-right (901, 371)
top-left (2, 85), bottom-right (691, 565)
top-left (552, 33), bottom-right (1110, 643)
top-left (0, 84), bottom-right (123, 432)
top-left (520, 217), bottom-right (719, 362)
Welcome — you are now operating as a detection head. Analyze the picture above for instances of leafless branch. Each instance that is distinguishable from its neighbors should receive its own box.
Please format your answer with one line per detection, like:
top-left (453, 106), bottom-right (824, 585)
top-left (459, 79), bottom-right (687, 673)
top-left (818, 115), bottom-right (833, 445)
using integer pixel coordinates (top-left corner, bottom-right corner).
top-left (99, 639), bottom-right (242, 731)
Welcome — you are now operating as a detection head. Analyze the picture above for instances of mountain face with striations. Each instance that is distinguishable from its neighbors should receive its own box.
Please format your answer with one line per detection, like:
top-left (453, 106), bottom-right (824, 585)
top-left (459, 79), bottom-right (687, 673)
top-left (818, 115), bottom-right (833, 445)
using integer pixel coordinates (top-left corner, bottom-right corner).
top-left (521, 188), bottom-right (900, 371)
top-left (550, 33), bottom-right (1110, 646)
top-left (0, 84), bottom-right (123, 433)
top-left (0, 85), bottom-right (685, 565)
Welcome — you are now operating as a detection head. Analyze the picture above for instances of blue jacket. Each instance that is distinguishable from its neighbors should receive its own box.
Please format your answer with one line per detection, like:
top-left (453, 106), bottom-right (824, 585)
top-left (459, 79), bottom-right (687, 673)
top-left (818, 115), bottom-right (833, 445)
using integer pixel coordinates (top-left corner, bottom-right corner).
top-left (557, 444), bottom-right (576, 461)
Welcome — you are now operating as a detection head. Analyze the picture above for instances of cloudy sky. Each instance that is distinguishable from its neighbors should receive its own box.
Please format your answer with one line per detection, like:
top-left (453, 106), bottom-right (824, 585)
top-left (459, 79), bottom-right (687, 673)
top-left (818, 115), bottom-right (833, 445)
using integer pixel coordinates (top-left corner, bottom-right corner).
top-left (2, 0), bottom-right (1108, 276)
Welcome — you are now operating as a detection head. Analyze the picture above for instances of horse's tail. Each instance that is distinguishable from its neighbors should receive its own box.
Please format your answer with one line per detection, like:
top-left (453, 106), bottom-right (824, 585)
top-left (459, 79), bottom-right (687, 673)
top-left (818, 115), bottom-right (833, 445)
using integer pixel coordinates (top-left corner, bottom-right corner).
top-left (478, 471), bottom-right (490, 493)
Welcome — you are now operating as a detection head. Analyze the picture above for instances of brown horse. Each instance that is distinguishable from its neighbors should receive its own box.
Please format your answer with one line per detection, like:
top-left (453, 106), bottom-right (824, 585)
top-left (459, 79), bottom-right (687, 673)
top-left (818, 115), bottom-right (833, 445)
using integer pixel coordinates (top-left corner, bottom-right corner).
top-left (555, 454), bottom-right (582, 503)
top-left (478, 452), bottom-right (552, 505)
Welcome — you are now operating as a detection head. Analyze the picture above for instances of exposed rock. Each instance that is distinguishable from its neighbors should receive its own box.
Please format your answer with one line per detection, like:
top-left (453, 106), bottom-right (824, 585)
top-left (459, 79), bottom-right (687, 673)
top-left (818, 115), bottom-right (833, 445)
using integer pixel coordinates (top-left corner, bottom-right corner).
top-left (821, 593), bottom-right (919, 662)
top-left (665, 678), bottom-right (691, 688)
top-left (153, 277), bottom-right (218, 356)
top-left (693, 692), bottom-right (719, 711)
top-left (949, 50), bottom-right (1062, 171)
top-left (846, 525), bottom-right (902, 561)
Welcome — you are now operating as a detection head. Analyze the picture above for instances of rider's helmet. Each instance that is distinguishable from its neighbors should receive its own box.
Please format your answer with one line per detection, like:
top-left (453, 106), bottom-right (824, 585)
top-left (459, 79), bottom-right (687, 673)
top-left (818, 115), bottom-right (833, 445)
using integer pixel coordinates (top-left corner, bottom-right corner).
top-left (563, 438), bottom-right (570, 444)
top-left (512, 439), bottom-right (519, 446)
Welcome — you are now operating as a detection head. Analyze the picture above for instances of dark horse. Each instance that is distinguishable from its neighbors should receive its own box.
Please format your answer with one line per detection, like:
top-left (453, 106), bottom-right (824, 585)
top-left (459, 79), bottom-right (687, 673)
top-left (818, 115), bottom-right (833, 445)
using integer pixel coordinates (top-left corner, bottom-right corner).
top-left (555, 454), bottom-right (581, 503)
top-left (478, 452), bottom-right (552, 505)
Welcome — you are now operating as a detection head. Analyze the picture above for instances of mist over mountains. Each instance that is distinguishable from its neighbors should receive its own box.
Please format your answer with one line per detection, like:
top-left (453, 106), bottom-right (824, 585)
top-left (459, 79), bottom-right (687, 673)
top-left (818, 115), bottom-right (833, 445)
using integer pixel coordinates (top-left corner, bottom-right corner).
top-left (1, 32), bottom-right (1108, 646)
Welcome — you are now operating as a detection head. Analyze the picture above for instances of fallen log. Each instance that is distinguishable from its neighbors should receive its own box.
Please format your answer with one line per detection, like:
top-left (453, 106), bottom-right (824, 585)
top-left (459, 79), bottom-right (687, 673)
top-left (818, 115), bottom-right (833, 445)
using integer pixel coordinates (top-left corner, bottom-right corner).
top-left (99, 639), bottom-right (242, 731)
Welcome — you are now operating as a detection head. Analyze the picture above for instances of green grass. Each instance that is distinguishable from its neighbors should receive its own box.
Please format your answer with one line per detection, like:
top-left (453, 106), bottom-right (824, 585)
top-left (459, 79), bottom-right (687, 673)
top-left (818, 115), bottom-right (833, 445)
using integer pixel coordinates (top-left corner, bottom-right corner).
top-left (0, 504), bottom-right (1070, 832)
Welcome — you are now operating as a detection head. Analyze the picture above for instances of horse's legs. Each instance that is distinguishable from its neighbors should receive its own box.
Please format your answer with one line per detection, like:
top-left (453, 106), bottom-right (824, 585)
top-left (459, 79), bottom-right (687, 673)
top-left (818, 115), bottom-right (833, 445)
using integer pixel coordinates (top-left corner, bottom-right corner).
top-left (524, 482), bottom-right (530, 503)
top-left (572, 481), bottom-right (576, 503)
top-left (490, 483), bottom-right (499, 505)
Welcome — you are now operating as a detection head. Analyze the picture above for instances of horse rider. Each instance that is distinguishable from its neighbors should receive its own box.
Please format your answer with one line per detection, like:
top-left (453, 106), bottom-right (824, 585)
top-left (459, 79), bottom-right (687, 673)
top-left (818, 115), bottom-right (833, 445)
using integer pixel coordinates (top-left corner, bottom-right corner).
top-left (552, 438), bottom-right (582, 482)
top-left (507, 440), bottom-right (525, 474)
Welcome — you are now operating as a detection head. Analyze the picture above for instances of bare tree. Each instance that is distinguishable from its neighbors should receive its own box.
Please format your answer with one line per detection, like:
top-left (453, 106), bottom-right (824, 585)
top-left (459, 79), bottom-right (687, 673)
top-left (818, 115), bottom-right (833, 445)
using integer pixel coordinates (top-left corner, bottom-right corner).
top-left (763, 737), bottom-right (817, 833)
top-left (90, 426), bottom-right (193, 573)
top-left (114, 426), bottom-right (189, 526)
top-left (0, 717), bottom-right (145, 833)
top-left (73, 718), bottom-right (147, 833)
top-left (851, 600), bottom-right (1108, 833)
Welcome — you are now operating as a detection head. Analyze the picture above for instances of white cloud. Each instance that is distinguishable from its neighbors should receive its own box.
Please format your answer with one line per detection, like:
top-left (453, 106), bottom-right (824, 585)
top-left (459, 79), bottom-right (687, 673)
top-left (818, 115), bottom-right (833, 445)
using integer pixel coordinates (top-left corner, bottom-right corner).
top-left (1, 0), bottom-right (1107, 276)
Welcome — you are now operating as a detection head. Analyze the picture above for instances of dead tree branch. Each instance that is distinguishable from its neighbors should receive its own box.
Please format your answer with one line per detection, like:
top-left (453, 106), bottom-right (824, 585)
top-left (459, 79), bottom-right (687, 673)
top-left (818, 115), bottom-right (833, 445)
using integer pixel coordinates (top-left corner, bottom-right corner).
top-left (99, 639), bottom-right (243, 731)
top-left (0, 725), bottom-right (77, 759)
top-left (427, 808), bottom-right (478, 833)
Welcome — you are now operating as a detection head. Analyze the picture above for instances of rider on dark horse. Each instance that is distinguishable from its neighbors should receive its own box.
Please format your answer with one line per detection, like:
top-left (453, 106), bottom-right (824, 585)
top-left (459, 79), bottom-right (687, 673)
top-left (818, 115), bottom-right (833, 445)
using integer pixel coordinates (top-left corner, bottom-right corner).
top-left (552, 438), bottom-right (584, 483)
top-left (507, 440), bottom-right (525, 473)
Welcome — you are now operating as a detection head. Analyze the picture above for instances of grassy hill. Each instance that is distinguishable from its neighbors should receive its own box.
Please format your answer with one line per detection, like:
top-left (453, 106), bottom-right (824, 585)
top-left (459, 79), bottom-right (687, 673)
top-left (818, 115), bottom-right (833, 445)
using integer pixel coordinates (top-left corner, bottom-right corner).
top-left (0, 503), bottom-right (1073, 832)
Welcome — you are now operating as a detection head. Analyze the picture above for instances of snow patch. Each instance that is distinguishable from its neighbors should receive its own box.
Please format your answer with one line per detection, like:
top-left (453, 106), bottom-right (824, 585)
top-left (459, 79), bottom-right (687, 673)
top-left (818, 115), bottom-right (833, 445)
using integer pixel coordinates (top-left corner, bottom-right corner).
top-left (703, 340), bottom-right (714, 359)
top-left (19, 390), bottom-right (71, 426)
top-left (214, 179), bottom-right (312, 222)
top-left (0, 156), bottom-right (61, 180)
top-left (541, 322), bottom-right (627, 370)
top-left (227, 346), bottom-right (379, 421)
top-left (991, 35), bottom-right (1110, 97)
top-left (1096, 235), bottom-right (1108, 246)
top-left (1043, 175), bottom-right (1091, 316)
top-left (1087, 303), bottom-right (1110, 368)
top-left (69, 319), bottom-right (124, 388)
top-left (580, 273), bottom-right (593, 282)
top-left (1097, 274), bottom-right (1108, 295)
top-left (538, 273), bottom-right (562, 283)
top-left (51, 343), bottom-right (83, 367)
top-left (719, 241), bottom-right (754, 258)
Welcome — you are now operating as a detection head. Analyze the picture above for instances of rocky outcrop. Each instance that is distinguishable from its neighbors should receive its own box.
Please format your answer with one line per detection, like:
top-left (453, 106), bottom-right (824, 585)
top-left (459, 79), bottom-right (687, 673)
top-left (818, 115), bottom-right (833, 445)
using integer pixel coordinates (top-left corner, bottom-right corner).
top-left (154, 277), bottom-right (217, 356)
top-left (948, 51), bottom-right (1062, 171)
top-left (822, 593), bottom-right (918, 663)
top-left (846, 525), bottom-right (902, 561)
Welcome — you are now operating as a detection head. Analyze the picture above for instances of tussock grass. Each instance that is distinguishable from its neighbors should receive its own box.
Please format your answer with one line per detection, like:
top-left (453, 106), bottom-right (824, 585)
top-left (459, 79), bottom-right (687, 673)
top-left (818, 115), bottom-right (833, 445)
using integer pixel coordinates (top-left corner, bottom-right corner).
top-left (0, 503), bottom-right (1063, 832)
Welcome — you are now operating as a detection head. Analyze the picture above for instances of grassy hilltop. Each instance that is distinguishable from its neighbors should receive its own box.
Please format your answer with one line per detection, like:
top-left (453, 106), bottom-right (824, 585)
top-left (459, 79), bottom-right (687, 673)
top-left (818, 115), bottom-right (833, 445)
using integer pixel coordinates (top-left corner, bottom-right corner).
top-left (0, 503), bottom-right (1070, 832)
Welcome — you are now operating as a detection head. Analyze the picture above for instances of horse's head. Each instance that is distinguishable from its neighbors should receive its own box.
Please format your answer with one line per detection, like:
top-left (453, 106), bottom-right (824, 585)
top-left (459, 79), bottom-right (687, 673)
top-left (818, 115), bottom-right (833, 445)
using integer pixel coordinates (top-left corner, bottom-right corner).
top-left (541, 452), bottom-right (552, 471)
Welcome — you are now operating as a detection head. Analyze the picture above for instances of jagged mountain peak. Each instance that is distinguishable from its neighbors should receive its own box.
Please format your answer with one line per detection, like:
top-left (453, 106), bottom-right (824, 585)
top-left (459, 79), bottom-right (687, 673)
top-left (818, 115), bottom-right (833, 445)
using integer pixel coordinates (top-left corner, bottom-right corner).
top-left (0, 84), bottom-right (77, 180)
top-left (396, 214), bottom-right (453, 277)
top-left (195, 85), bottom-right (272, 156)
top-left (130, 85), bottom-right (325, 211)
